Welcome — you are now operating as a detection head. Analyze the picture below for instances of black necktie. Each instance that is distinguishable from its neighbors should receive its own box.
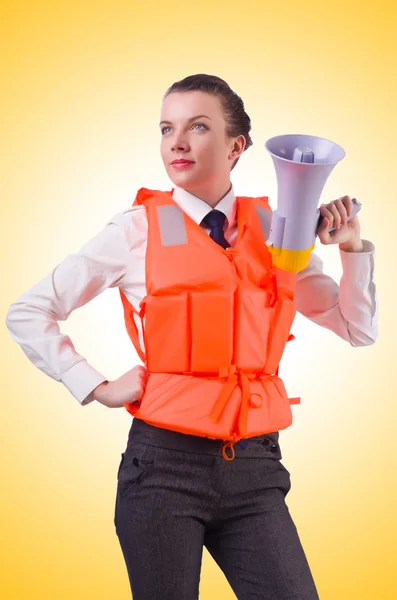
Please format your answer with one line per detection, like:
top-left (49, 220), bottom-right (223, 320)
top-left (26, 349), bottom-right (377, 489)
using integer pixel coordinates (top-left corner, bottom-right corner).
top-left (200, 209), bottom-right (249, 449)
top-left (201, 210), bottom-right (231, 249)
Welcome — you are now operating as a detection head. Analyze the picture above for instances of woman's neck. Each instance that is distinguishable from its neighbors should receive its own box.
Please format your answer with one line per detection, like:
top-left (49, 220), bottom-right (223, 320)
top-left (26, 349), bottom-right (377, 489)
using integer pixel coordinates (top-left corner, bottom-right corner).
top-left (181, 181), bottom-right (232, 208)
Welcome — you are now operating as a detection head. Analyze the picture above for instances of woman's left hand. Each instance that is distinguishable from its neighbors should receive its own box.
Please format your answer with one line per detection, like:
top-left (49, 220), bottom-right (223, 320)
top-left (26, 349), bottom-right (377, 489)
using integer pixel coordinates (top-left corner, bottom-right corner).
top-left (316, 195), bottom-right (362, 249)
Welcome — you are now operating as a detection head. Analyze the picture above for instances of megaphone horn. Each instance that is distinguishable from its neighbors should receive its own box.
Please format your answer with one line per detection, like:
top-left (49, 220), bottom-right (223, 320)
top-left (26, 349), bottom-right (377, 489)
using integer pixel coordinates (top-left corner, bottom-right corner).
top-left (264, 134), bottom-right (361, 272)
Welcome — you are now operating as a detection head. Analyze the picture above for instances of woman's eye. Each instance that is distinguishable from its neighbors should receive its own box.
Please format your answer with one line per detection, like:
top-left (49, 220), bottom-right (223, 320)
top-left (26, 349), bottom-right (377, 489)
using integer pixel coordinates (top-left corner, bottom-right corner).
top-left (160, 123), bottom-right (207, 135)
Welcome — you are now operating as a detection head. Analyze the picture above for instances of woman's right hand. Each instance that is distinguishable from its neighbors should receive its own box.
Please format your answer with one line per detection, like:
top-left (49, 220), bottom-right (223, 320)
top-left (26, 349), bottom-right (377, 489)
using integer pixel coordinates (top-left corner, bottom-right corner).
top-left (93, 365), bottom-right (149, 408)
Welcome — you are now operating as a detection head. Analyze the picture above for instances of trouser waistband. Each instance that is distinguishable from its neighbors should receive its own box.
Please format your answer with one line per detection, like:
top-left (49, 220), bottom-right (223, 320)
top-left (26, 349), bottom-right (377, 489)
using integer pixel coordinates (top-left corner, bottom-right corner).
top-left (128, 417), bottom-right (281, 458)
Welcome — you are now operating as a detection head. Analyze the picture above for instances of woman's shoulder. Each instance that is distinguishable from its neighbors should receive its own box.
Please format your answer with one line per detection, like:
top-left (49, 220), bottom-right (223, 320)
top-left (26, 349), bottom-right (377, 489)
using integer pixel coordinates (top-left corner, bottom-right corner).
top-left (105, 186), bottom-right (172, 229)
top-left (104, 202), bottom-right (148, 246)
top-left (106, 202), bottom-right (146, 224)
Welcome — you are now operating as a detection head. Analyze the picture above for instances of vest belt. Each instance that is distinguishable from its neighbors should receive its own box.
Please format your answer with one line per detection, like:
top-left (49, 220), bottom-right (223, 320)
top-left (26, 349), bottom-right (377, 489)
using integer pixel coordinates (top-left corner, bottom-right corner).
top-left (207, 365), bottom-right (277, 435)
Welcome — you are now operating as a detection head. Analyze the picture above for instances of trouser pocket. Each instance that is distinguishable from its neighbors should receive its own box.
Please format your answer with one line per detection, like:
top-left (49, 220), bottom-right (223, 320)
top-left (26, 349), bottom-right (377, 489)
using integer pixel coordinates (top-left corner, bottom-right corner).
top-left (117, 443), bottom-right (154, 497)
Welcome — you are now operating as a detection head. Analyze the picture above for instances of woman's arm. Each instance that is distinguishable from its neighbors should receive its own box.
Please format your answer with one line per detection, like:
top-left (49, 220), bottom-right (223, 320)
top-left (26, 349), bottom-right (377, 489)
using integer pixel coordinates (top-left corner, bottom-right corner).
top-left (295, 240), bottom-right (378, 346)
top-left (5, 209), bottom-right (136, 406)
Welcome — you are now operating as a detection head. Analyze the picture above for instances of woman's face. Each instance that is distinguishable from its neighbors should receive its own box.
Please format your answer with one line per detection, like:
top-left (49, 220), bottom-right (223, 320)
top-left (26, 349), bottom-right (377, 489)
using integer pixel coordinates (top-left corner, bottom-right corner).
top-left (159, 91), bottom-right (244, 200)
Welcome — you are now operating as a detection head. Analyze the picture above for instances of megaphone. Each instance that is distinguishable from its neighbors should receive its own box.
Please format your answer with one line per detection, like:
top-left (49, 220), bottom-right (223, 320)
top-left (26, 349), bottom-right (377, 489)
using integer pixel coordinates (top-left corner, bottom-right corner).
top-left (264, 134), bottom-right (361, 272)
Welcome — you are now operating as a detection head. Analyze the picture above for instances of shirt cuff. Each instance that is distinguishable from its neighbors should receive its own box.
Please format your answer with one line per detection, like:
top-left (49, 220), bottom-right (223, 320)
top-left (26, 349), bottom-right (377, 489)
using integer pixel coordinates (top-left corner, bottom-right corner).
top-left (61, 360), bottom-right (108, 405)
top-left (339, 238), bottom-right (375, 275)
top-left (339, 238), bottom-right (375, 255)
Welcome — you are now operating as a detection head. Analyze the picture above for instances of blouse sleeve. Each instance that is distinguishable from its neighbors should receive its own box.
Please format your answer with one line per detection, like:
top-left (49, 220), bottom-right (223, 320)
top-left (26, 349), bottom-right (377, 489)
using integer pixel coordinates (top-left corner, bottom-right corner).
top-left (294, 239), bottom-right (378, 346)
top-left (5, 209), bottom-right (138, 405)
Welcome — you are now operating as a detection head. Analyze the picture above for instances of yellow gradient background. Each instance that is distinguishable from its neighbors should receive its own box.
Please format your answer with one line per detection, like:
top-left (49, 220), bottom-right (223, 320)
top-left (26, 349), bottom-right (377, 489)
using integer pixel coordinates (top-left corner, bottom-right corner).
top-left (1, 1), bottom-right (395, 598)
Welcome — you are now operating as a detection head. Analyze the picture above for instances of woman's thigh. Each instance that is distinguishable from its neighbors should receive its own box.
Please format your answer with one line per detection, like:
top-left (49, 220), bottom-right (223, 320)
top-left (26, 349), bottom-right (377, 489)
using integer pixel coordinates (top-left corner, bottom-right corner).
top-left (114, 441), bottom-right (217, 600)
top-left (204, 455), bottom-right (320, 600)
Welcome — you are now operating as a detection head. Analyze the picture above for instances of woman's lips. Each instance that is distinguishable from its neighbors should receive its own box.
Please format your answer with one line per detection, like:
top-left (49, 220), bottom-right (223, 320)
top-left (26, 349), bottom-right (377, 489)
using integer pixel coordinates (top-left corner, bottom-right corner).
top-left (172, 162), bottom-right (195, 169)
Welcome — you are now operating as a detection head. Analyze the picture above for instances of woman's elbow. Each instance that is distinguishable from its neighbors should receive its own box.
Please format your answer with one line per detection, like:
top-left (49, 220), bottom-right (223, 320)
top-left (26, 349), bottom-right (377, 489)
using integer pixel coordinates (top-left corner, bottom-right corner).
top-left (348, 325), bottom-right (379, 347)
top-left (5, 300), bottom-right (33, 337)
top-left (5, 303), bottom-right (18, 333)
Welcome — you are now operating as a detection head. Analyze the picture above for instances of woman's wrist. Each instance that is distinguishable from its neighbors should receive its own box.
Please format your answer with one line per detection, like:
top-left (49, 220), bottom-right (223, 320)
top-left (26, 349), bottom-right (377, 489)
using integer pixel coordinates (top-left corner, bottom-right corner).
top-left (93, 380), bottom-right (112, 402)
top-left (339, 237), bottom-right (364, 253)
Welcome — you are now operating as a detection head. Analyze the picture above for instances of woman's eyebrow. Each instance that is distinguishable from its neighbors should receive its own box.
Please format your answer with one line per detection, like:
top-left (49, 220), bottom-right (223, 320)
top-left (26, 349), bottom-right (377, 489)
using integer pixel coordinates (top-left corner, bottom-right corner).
top-left (159, 114), bottom-right (212, 126)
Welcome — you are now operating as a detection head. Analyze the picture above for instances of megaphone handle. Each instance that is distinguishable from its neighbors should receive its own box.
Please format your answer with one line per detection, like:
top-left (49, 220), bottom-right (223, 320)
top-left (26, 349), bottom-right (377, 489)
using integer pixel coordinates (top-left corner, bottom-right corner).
top-left (317, 198), bottom-right (362, 233)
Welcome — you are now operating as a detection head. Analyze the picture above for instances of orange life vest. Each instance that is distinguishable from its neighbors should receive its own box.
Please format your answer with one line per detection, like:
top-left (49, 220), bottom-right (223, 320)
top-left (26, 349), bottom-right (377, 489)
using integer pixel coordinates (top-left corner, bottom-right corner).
top-left (119, 187), bottom-right (300, 461)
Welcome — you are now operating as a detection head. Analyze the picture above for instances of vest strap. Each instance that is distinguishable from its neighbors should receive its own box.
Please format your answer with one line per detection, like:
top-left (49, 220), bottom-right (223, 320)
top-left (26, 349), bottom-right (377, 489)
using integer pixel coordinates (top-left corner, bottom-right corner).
top-left (289, 397), bottom-right (301, 404)
top-left (209, 366), bottom-right (277, 434)
top-left (275, 334), bottom-right (299, 403)
top-left (119, 290), bottom-right (146, 363)
top-left (209, 363), bottom-right (301, 432)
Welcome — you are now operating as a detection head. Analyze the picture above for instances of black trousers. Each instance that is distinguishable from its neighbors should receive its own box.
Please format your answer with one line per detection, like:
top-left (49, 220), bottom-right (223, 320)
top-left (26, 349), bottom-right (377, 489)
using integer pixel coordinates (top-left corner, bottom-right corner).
top-left (114, 418), bottom-right (319, 599)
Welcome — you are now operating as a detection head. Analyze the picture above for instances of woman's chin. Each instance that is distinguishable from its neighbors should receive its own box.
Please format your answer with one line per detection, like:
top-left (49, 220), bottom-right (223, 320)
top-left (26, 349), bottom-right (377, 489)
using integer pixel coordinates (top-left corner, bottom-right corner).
top-left (169, 169), bottom-right (199, 186)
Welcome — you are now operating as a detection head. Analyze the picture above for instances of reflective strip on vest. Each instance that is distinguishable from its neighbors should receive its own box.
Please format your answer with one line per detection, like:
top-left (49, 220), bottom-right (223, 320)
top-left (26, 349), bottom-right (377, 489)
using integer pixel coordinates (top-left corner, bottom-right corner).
top-left (157, 205), bottom-right (187, 246)
top-left (254, 204), bottom-right (271, 242)
top-left (157, 201), bottom-right (272, 246)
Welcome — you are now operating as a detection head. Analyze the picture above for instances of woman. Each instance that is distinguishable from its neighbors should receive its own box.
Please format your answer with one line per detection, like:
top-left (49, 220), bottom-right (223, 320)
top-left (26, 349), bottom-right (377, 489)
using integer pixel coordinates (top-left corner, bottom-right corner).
top-left (6, 74), bottom-right (378, 599)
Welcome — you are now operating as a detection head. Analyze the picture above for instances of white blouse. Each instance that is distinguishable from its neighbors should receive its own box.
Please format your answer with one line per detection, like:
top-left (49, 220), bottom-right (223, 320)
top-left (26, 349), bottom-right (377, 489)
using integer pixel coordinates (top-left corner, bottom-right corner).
top-left (5, 184), bottom-right (379, 406)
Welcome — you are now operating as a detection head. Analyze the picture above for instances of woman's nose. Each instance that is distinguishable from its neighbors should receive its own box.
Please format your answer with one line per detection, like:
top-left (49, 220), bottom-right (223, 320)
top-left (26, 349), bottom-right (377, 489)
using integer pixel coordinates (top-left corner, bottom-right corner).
top-left (172, 140), bottom-right (188, 151)
top-left (171, 133), bottom-right (189, 151)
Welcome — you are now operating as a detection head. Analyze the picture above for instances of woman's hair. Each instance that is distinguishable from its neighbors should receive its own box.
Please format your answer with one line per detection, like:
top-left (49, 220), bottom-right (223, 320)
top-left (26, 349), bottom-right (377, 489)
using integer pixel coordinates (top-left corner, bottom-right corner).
top-left (162, 74), bottom-right (253, 171)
